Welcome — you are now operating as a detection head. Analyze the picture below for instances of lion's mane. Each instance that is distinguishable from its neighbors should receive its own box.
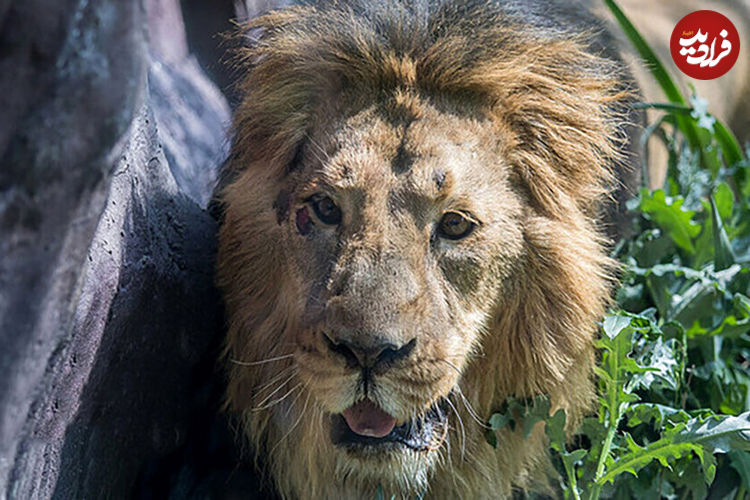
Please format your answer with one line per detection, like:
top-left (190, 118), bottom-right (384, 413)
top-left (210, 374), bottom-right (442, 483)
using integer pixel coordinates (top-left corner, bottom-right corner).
top-left (217, 1), bottom-right (632, 498)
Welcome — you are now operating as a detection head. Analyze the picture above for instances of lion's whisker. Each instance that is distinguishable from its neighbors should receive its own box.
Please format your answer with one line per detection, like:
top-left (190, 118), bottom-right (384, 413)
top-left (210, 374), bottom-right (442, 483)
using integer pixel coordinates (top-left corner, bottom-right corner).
top-left (444, 396), bottom-right (466, 462)
top-left (441, 421), bottom-right (456, 474)
top-left (270, 391), bottom-right (312, 456)
top-left (434, 358), bottom-right (490, 431)
top-left (231, 353), bottom-right (294, 366)
top-left (253, 382), bottom-right (302, 412)
top-left (255, 371), bottom-right (297, 407)
top-left (455, 387), bottom-right (490, 430)
top-left (282, 385), bottom-right (305, 419)
top-left (254, 366), bottom-right (297, 395)
top-left (438, 358), bottom-right (462, 376)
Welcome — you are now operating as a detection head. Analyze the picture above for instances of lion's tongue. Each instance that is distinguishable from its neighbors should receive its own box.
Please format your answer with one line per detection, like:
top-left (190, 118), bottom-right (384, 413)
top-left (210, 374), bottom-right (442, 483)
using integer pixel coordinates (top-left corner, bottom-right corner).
top-left (342, 399), bottom-right (397, 438)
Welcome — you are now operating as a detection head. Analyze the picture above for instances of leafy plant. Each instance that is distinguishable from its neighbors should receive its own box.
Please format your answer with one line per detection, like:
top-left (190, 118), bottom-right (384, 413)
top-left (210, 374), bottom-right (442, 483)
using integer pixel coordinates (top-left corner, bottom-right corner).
top-left (487, 1), bottom-right (750, 498)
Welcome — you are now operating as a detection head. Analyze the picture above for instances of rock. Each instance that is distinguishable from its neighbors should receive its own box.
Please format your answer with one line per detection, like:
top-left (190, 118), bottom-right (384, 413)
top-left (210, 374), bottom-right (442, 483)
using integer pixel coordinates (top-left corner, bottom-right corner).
top-left (0, 0), bottom-right (239, 497)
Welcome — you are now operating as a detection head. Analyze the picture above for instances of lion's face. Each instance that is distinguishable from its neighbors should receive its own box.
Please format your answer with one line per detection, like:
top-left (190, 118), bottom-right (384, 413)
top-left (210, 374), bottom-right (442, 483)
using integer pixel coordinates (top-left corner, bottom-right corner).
top-left (277, 98), bottom-right (524, 477)
top-left (221, 95), bottom-right (528, 492)
top-left (219, 1), bottom-right (628, 497)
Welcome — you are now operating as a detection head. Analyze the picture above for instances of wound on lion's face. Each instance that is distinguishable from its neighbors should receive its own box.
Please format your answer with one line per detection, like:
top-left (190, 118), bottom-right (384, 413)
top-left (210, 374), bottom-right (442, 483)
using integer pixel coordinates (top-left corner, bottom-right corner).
top-left (295, 206), bottom-right (312, 235)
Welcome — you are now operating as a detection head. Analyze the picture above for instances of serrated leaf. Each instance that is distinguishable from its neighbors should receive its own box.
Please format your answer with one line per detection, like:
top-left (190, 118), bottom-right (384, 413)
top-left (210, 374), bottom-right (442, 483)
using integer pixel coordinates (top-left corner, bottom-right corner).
top-left (631, 336), bottom-right (680, 391)
top-left (626, 403), bottom-right (691, 428)
top-left (672, 412), bottom-right (750, 453)
top-left (598, 413), bottom-right (750, 486)
top-left (488, 395), bottom-right (552, 440)
top-left (667, 457), bottom-right (709, 499)
top-left (694, 447), bottom-right (717, 484)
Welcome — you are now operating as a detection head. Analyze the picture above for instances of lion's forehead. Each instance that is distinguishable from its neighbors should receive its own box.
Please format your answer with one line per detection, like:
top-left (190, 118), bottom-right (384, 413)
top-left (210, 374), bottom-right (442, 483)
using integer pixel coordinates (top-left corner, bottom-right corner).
top-left (313, 103), bottom-right (511, 217)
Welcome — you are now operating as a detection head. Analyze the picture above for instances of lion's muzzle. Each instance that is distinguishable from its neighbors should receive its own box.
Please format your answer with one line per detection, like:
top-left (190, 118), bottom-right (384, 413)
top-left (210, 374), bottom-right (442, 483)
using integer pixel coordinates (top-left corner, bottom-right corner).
top-left (323, 332), bottom-right (417, 373)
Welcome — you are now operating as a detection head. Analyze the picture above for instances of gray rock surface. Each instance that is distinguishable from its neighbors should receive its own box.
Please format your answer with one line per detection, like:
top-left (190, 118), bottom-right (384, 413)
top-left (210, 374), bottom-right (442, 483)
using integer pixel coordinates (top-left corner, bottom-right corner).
top-left (0, 0), bottom-right (252, 497)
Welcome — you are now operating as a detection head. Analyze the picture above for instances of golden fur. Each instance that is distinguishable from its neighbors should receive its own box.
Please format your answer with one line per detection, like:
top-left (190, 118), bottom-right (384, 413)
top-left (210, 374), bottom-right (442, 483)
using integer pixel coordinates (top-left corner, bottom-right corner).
top-left (217, 1), bottom-right (632, 498)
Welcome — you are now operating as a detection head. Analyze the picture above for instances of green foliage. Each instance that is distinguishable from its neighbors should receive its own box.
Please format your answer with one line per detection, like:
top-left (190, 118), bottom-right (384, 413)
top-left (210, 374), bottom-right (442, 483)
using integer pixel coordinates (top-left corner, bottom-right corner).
top-left (485, 1), bottom-right (750, 497)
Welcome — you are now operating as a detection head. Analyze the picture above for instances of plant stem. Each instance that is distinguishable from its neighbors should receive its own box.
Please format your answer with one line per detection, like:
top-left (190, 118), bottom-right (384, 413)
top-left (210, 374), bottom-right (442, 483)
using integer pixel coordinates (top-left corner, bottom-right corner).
top-left (562, 457), bottom-right (582, 500)
top-left (587, 343), bottom-right (621, 500)
top-left (736, 484), bottom-right (747, 500)
top-left (595, 425), bottom-right (617, 481)
top-left (587, 424), bottom-right (617, 500)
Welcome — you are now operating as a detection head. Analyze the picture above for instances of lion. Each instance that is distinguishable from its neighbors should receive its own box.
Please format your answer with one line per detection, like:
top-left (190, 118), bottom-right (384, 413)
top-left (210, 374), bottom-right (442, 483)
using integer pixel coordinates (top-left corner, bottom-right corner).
top-left (215, 0), bottom-right (636, 498)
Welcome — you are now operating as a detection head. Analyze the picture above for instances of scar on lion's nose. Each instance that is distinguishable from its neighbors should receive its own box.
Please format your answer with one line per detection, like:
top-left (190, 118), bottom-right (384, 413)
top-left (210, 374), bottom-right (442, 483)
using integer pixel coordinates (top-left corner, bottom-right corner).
top-left (323, 333), bottom-right (416, 369)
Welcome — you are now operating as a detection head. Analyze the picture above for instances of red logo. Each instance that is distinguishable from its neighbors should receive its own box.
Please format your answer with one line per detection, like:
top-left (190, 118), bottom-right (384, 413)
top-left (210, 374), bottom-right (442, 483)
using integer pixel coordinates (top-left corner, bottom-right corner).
top-left (670, 10), bottom-right (740, 80)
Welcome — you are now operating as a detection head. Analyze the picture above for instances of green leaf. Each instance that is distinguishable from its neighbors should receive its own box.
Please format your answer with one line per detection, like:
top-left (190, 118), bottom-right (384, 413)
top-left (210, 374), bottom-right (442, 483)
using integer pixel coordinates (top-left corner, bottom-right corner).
top-left (674, 412), bottom-right (750, 454)
top-left (669, 278), bottom-right (721, 327)
top-left (564, 449), bottom-right (587, 464)
top-left (602, 0), bottom-right (684, 105)
top-left (489, 413), bottom-right (508, 431)
top-left (484, 428), bottom-right (498, 449)
top-left (487, 395), bottom-right (552, 439)
top-left (598, 413), bottom-right (750, 486)
top-left (638, 189), bottom-right (700, 253)
top-left (706, 314), bottom-right (750, 339)
top-left (666, 457), bottom-right (709, 500)
top-left (546, 409), bottom-right (568, 452)
top-left (521, 397), bottom-right (550, 439)
top-left (633, 102), bottom-right (693, 114)
top-left (632, 337), bottom-right (680, 391)
top-left (713, 182), bottom-right (734, 221)
top-left (710, 194), bottom-right (736, 271)
top-left (626, 403), bottom-right (691, 428)
top-left (729, 450), bottom-right (750, 490)
top-left (603, 315), bottom-right (632, 340)
top-left (714, 119), bottom-right (746, 169)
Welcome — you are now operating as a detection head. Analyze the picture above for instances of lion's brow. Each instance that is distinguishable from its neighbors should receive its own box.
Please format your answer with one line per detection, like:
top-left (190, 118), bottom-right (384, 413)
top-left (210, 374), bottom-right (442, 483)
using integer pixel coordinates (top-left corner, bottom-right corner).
top-left (391, 139), bottom-right (414, 175)
top-left (390, 118), bottom-right (416, 176)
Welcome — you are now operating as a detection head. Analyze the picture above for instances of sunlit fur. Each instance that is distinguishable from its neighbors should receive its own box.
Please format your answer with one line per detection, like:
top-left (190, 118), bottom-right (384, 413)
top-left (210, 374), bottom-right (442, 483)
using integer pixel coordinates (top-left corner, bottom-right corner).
top-left (217, 1), bottom-right (631, 498)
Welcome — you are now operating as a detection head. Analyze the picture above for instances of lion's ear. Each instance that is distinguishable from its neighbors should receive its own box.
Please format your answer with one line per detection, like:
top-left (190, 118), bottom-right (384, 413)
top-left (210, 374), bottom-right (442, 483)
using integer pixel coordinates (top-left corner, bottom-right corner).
top-left (226, 9), bottom-right (339, 178)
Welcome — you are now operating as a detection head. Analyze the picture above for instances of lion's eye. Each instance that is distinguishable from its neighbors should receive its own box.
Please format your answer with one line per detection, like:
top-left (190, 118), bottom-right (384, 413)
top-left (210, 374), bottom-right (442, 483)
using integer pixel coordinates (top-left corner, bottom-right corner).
top-left (438, 211), bottom-right (475, 240)
top-left (310, 195), bottom-right (342, 225)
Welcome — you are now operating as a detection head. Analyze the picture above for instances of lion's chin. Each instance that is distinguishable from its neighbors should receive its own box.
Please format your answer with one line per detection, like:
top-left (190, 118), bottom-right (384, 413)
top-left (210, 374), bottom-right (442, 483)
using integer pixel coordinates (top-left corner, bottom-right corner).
top-left (330, 398), bottom-right (449, 454)
top-left (322, 400), bottom-right (448, 497)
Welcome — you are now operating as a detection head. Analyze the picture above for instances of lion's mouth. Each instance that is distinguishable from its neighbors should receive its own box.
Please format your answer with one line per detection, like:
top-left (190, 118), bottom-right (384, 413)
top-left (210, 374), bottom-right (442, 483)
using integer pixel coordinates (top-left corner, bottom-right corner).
top-left (330, 398), bottom-right (449, 452)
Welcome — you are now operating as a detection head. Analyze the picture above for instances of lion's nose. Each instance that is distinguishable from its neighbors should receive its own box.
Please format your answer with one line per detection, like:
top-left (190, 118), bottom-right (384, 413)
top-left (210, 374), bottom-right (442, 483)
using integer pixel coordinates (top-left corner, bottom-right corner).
top-left (324, 333), bottom-right (416, 369)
